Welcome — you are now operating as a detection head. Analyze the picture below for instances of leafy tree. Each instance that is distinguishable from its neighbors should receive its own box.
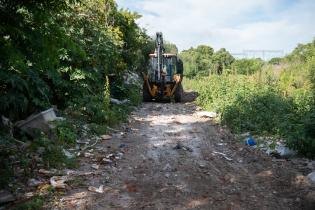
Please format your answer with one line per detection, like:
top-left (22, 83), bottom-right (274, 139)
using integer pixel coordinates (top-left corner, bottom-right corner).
top-left (212, 48), bottom-right (235, 74)
top-left (232, 58), bottom-right (264, 75)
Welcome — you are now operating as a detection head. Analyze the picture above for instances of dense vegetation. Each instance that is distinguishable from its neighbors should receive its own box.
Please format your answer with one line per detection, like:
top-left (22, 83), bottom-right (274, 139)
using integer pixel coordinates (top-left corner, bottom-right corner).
top-left (185, 38), bottom-right (315, 157)
top-left (0, 0), bottom-right (152, 194)
top-left (179, 45), bottom-right (234, 77)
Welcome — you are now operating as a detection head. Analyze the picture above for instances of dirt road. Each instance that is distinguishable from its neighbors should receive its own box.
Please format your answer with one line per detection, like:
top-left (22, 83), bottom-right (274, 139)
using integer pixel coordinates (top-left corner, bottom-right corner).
top-left (54, 93), bottom-right (314, 210)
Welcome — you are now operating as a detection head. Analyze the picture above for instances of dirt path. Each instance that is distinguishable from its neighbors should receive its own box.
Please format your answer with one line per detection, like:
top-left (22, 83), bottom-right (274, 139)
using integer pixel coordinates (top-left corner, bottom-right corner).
top-left (54, 93), bottom-right (313, 210)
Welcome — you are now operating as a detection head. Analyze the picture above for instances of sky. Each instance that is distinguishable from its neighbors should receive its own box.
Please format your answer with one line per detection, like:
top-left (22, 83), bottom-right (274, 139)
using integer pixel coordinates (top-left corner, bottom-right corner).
top-left (116, 0), bottom-right (315, 58)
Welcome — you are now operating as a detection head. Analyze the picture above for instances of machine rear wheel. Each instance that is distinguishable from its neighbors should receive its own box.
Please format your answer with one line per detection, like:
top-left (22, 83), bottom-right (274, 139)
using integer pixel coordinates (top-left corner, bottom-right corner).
top-left (143, 84), bottom-right (152, 102)
top-left (174, 83), bottom-right (183, 102)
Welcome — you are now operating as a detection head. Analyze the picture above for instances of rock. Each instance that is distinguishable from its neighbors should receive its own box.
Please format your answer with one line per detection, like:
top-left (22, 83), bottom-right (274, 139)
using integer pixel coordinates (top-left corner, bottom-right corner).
top-left (199, 163), bottom-right (206, 169)
top-left (88, 185), bottom-right (104, 194)
top-left (28, 178), bottom-right (44, 187)
top-left (163, 163), bottom-right (172, 171)
top-left (84, 152), bottom-right (93, 158)
top-left (24, 192), bottom-right (35, 198)
top-left (196, 111), bottom-right (217, 118)
top-left (101, 135), bottom-right (112, 140)
top-left (38, 168), bottom-right (58, 175)
top-left (303, 191), bottom-right (315, 210)
top-left (0, 190), bottom-right (15, 204)
top-left (102, 158), bottom-right (113, 164)
top-left (123, 71), bottom-right (141, 87)
top-left (307, 171), bottom-right (315, 184)
top-left (91, 164), bottom-right (100, 170)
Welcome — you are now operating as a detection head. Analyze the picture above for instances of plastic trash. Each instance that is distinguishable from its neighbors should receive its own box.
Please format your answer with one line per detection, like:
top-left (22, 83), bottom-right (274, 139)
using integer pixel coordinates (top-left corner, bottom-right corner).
top-left (119, 143), bottom-right (128, 148)
top-left (245, 137), bottom-right (256, 146)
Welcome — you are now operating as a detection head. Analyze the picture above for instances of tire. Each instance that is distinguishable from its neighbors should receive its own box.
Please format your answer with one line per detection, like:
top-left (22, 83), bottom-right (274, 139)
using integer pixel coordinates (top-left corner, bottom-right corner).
top-left (143, 84), bottom-right (152, 102)
top-left (174, 83), bottom-right (183, 102)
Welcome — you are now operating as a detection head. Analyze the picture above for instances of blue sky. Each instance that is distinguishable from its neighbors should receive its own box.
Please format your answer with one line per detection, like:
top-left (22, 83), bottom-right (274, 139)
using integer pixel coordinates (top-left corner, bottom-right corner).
top-left (116, 0), bottom-right (315, 57)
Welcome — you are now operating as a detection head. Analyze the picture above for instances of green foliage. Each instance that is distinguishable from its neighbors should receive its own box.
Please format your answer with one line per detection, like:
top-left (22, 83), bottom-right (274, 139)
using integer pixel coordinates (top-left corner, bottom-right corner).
top-left (212, 48), bottom-right (235, 74)
top-left (232, 58), bottom-right (264, 75)
top-left (104, 76), bottom-right (111, 110)
top-left (0, 0), bottom-right (149, 121)
top-left (179, 45), bottom-right (235, 77)
top-left (13, 195), bottom-right (45, 210)
top-left (180, 45), bottom-right (214, 77)
top-left (164, 41), bottom-right (179, 54)
top-left (185, 38), bottom-right (315, 156)
top-left (54, 120), bottom-right (78, 145)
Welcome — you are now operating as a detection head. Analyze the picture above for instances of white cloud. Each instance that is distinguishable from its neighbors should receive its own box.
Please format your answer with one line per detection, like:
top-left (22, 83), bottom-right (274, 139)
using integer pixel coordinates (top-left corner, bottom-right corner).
top-left (117, 0), bottom-right (315, 56)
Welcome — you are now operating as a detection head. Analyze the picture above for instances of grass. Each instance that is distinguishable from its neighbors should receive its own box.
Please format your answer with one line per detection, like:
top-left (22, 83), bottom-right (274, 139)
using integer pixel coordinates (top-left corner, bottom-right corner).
top-left (184, 61), bottom-right (315, 157)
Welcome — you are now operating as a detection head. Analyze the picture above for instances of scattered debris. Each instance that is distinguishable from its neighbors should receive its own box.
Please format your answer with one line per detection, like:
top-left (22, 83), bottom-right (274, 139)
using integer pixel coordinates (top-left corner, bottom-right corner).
top-left (307, 171), bottom-right (315, 184)
top-left (101, 134), bottom-right (112, 140)
top-left (63, 149), bottom-right (74, 158)
top-left (123, 71), bottom-right (141, 87)
top-left (50, 176), bottom-right (69, 189)
top-left (84, 152), bottom-right (94, 158)
top-left (102, 158), bottom-right (113, 164)
top-left (119, 143), bottom-right (128, 148)
top-left (91, 164), bottom-right (100, 170)
top-left (24, 192), bottom-right (35, 199)
top-left (0, 190), bottom-right (15, 204)
top-left (245, 137), bottom-right (256, 146)
top-left (88, 185), bottom-right (104, 194)
top-left (212, 151), bottom-right (233, 161)
top-left (163, 163), bottom-right (172, 171)
top-left (274, 145), bottom-right (297, 158)
top-left (173, 142), bottom-right (193, 152)
top-left (110, 98), bottom-right (130, 105)
top-left (28, 178), bottom-right (44, 187)
top-left (196, 111), bottom-right (217, 118)
top-left (199, 163), bottom-right (206, 169)
top-left (39, 168), bottom-right (58, 176)
top-left (15, 108), bottom-right (64, 137)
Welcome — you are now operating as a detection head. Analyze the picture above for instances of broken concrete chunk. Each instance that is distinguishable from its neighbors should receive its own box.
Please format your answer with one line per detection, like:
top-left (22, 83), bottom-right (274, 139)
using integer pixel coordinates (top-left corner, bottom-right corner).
top-left (101, 134), bottom-right (112, 140)
top-left (91, 164), bottom-right (100, 170)
top-left (196, 111), bottom-right (217, 118)
top-left (50, 176), bottom-right (69, 189)
top-left (88, 185), bottom-right (104, 193)
top-left (102, 158), bottom-right (113, 164)
top-left (0, 190), bottom-right (15, 204)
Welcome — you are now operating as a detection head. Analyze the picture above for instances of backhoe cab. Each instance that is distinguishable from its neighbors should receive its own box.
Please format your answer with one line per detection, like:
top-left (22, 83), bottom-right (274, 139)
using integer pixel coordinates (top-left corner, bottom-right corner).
top-left (143, 32), bottom-right (183, 102)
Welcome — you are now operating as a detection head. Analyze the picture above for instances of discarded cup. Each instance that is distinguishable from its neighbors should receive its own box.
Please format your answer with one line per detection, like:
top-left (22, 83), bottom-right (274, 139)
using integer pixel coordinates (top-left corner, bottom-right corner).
top-left (245, 137), bottom-right (256, 146)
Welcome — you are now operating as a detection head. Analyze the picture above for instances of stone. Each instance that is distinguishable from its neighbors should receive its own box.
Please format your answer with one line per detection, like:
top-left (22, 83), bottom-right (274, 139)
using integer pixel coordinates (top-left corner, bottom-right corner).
top-left (0, 190), bottom-right (15, 204)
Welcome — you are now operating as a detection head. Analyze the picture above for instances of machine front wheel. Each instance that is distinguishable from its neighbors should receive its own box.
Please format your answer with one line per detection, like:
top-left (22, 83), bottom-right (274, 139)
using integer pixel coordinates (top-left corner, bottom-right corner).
top-left (174, 83), bottom-right (183, 102)
top-left (143, 84), bottom-right (152, 102)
